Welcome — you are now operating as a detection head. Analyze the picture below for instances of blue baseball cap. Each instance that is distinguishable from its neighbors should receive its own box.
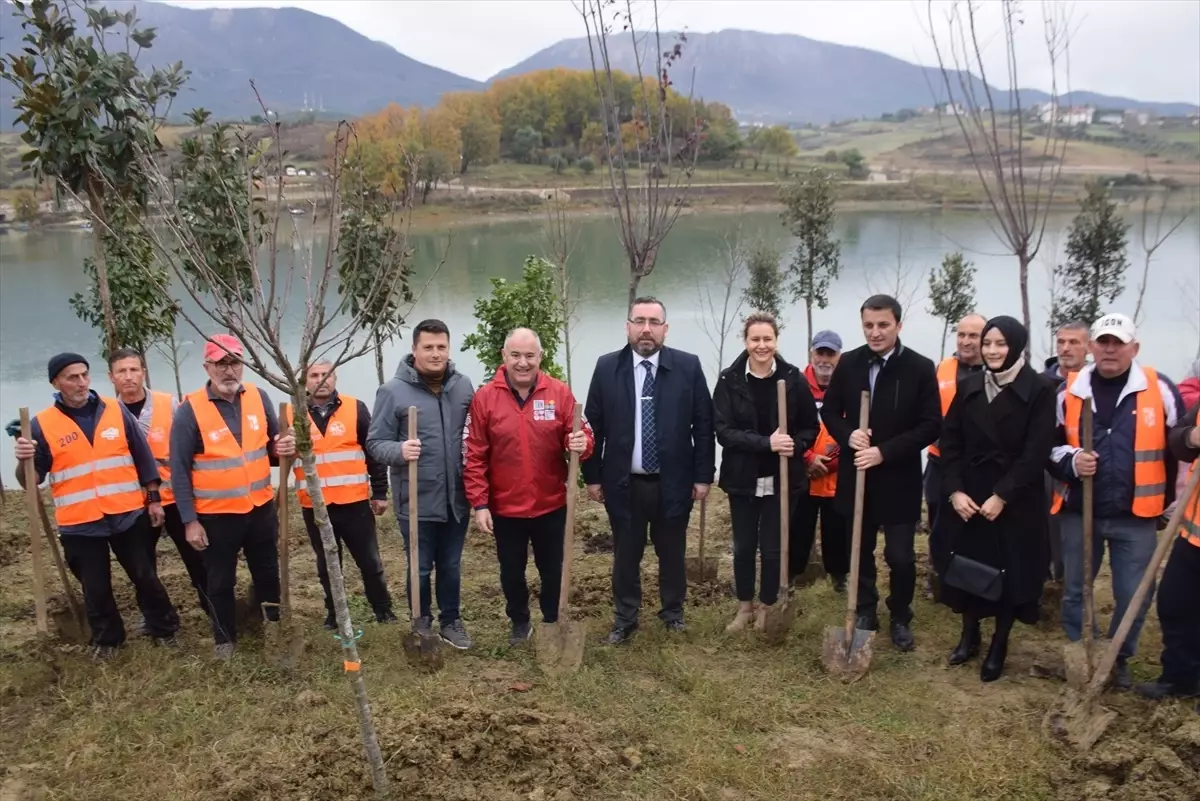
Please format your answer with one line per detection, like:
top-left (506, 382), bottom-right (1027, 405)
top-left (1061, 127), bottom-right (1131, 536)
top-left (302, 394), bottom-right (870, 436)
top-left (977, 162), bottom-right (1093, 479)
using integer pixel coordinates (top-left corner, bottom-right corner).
top-left (811, 330), bottom-right (843, 352)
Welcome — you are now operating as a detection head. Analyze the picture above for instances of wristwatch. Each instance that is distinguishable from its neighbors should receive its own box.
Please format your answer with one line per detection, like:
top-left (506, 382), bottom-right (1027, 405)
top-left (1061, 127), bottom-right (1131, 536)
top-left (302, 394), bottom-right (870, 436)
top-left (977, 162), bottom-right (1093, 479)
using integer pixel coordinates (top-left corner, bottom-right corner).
top-left (146, 490), bottom-right (162, 504)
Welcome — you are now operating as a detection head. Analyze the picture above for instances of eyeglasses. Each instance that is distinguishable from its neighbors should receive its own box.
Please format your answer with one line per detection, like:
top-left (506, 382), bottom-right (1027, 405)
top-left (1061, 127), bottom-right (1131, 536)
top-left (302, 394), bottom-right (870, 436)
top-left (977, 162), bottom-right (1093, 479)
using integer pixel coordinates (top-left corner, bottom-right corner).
top-left (206, 359), bottom-right (243, 373)
top-left (628, 317), bottom-right (665, 329)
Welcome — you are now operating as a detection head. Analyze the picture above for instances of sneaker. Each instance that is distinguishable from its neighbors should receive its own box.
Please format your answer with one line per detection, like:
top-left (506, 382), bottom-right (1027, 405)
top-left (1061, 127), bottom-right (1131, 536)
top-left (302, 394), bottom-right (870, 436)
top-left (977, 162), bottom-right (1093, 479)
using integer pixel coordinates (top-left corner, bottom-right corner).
top-left (130, 616), bottom-right (148, 637)
top-left (414, 615), bottom-right (434, 635)
top-left (439, 619), bottom-right (473, 650)
top-left (509, 620), bottom-right (533, 646)
top-left (665, 620), bottom-right (686, 633)
top-left (323, 612), bottom-right (337, 631)
top-left (375, 609), bottom-right (398, 624)
top-left (152, 635), bottom-right (179, 649)
top-left (212, 642), bottom-right (234, 662)
top-left (91, 644), bottom-right (119, 661)
top-left (604, 623), bottom-right (638, 645)
top-left (1112, 661), bottom-right (1133, 692)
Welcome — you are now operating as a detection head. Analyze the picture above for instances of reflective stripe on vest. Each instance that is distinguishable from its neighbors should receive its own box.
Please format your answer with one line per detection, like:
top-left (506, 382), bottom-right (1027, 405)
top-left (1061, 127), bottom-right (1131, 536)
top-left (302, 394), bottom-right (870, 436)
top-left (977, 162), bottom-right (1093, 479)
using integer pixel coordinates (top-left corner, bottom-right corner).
top-left (809, 422), bottom-right (838, 498)
top-left (284, 397), bottom-right (370, 509)
top-left (1181, 464), bottom-right (1200, 548)
top-left (927, 357), bottom-right (959, 459)
top-left (188, 383), bottom-right (273, 514)
top-left (37, 397), bottom-right (144, 526)
top-left (1050, 367), bottom-right (1168, 517)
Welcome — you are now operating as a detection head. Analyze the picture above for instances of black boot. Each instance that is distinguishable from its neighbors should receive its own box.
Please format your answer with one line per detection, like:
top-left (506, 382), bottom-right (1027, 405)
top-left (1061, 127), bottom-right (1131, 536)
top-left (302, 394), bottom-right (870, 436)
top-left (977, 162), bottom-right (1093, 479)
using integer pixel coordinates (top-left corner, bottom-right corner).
top-left (981, 616), bottom-right (1014, 683)
top-left (948, 615), bottom-right (981, 666)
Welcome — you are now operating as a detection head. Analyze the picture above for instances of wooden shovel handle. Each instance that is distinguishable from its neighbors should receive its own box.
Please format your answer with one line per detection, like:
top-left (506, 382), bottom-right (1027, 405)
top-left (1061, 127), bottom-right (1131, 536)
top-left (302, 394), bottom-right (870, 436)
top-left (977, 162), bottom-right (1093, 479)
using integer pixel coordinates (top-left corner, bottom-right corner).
top-left (1086, 462), bottom-right (1200, 700)
top-left (407, 407), bottom-right (420, 621)
top-left (777, 380), bottom-right (790, 589)
top-left (698, 496), bottom-right (707, 562)
top-left (19, 408), bottom-right (49, 635)
top-left (558, 405), bottom-right (584, 620)
top-left (844, 392), bottom-right (871, 646)
top-left (277, 402), bottom-right (292, 623)
top-left (1081, 402), bottom-right (1095, 674)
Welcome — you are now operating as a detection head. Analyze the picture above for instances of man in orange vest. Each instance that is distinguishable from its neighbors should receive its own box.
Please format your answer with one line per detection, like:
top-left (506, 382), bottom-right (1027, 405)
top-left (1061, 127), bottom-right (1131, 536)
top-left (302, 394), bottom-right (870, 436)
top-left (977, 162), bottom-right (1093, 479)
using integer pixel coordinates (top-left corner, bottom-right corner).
top-left (1135, 399), bottom-right (1200, 701)
top-left (108, 347), bottom-right (210, 621)
top-left (285, 360), bottom-right (394, 630)
top-left (794, 330), bottom-right (849, 592)
top-left (13, 353), bottom-right (180, 659)
top-left (1049, 313), bottom-right (1185, 690)
top-left (924, 313), bottom-right (986, 597)
top-left (169, 335), bottom-right (296, 661)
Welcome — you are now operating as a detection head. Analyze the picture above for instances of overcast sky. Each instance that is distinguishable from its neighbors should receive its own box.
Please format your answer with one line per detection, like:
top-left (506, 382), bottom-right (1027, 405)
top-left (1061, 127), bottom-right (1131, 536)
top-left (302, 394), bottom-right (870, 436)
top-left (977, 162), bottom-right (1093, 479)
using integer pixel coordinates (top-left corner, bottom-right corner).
top-left (163, 0), bottom-right (1199, 103)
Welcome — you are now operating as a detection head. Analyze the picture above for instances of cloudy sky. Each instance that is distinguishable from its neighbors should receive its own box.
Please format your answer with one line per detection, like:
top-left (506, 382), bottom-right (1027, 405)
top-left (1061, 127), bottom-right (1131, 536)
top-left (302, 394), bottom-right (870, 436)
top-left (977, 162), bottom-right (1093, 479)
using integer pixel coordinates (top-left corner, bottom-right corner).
top-left (163, 0), bottom-right (1199, 103)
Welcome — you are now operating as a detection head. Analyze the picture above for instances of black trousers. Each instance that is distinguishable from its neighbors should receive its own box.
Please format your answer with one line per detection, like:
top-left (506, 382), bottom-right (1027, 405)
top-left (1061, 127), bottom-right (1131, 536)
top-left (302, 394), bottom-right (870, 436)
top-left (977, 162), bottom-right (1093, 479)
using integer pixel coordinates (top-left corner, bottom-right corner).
top-left (149, 503), bottom-right (212, 616)
top-left (610, 476), bottom-right (688, 627)
top-left (199, 501), bottom-right (281, 645)
top-left (1158, 536), bottom-right (1200, 691)
top-left (729, 493), bottom-right (785, 605)
top-left (924, 458), bottom-right (943, 568)
top-left (857, 518), bottom-right (917, 625)
top-left (494, 507), bottom-right (567, 625)
top-left (302, 500), bottom-right (392, 617)
top-left (791, 494), bottom-right (849, 579)
top-left (62, 513), bottom-right (180, 647)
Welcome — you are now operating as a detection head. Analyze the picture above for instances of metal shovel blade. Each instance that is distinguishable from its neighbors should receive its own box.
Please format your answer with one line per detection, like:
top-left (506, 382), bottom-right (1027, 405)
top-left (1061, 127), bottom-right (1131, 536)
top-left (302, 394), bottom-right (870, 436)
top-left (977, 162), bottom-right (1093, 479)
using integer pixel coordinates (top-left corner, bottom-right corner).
top-left (1045, 689), bottom-right (1119, 751)
top-left (403, 626), bottom-right (443, 672)
top-left (760, 594), bottom-right (798, 646)
top-left (820, 625), bottom-right (876, 682)
top-left (536, 618), bottom-right (588, 675)
top-left (685, 555), bottom-right (719, 584)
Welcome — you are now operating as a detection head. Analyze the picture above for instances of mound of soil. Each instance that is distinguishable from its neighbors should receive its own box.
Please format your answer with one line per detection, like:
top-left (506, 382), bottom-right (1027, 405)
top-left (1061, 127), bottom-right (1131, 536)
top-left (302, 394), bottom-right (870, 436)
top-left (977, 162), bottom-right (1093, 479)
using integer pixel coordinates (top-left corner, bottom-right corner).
top-left (532, 571), bottom-right (731, 615)
top-left (1058, 704), bottom-right (1200, 801)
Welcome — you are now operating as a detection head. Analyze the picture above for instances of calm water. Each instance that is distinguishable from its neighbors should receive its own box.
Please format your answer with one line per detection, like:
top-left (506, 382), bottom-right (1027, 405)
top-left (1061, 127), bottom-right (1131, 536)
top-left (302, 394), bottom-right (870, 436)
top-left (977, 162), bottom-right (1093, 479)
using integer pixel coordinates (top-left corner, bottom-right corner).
top-left (1, 208), bottom-right (1198, 477)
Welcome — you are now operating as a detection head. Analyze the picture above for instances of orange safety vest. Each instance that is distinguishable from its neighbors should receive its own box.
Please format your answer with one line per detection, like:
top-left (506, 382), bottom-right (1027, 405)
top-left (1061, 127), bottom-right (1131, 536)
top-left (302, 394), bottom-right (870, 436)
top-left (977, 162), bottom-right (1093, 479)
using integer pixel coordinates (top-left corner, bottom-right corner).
top-left (187, 383), bottom-right (273, 515)
top-left (1182, 463), bottom-right (1200, 548)
top-left (283, 397), bottom-right (370, 509)
top-left (809, 423), bottom-right (838, 498)
top-left (927, 357), bottom-right (960, 458)
top-left (1050, 367), bottom-right (1168, 518)
top-left (37, 397), bottom-right (144, 526)
top-left (138, 390), bottom-right (177, 506)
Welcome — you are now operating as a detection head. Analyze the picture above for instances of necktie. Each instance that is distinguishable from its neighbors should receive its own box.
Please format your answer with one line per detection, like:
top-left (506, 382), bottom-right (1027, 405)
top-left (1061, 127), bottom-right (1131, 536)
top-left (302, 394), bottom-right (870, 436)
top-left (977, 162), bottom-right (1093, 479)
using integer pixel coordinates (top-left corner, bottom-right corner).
top-left (869, 355), bottom-right (885, 397)
top-left (640, 360), bottom-right (659, 473)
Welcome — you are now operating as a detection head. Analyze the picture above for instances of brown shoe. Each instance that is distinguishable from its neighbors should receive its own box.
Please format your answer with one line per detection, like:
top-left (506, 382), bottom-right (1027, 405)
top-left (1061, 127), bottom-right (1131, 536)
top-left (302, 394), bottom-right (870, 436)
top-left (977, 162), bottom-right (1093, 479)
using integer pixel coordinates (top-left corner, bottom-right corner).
top-left (725, 603), bottom-right (755, 634)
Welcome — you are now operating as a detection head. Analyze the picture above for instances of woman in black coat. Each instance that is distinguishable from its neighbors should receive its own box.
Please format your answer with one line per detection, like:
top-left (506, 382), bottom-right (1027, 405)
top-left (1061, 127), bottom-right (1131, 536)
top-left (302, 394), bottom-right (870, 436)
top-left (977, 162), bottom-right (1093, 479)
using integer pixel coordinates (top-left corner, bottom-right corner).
top-left (933, 315), bottom-right (1056, 681)
top-left (713, 312), bottom-right (818, 633)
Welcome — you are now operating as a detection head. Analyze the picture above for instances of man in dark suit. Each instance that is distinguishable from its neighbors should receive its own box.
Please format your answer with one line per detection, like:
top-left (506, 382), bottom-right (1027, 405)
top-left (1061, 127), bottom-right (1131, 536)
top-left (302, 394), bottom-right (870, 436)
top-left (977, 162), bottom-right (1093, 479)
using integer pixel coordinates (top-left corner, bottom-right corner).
top-left (583, 296), bottom-right (717, 644)
top-left (820, 294), bottom-right (941, 651)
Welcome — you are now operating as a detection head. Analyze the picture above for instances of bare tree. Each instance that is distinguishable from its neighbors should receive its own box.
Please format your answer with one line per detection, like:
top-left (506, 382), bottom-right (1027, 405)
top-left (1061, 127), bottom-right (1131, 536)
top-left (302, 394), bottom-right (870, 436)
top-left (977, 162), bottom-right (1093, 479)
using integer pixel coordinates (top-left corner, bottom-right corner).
top-left (1133, 184), bottom-right (1190, 325)
top-left (866, 219), bottom-right (923, 314)
top-left (578, 0), bottom-right (701, 309)
top-left (696, 218), bottom-right (749, 376)
top-left (81, 97), bottom-right (437, 801)
top-left (1178, 276), bottom-right (1200, 362)
top-left (543, 190), bottom-right (580, 388)
top-left (927, 0), bottom-right (1073, 352)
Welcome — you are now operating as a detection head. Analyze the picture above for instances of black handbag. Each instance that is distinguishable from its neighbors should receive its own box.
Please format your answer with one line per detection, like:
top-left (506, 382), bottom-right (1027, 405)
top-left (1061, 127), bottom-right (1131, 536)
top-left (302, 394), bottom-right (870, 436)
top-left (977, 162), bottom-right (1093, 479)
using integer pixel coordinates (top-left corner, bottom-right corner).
top-left (943, 553), bottom-right (1005, 601)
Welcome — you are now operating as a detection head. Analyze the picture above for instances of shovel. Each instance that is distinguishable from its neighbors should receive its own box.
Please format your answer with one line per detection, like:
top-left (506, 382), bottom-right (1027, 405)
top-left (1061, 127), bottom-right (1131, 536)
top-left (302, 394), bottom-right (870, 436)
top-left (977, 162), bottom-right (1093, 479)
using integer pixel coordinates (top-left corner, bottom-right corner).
top-left (821, 391), bottom-right (876, 681)
top-left (401, 406), bottom-right (442, 671)
top-left (1063, 403), bottom-right (1097, 691)
top-left (761, 379), bottom-right (798, 644)
top-left (19, 408), bottom-right (49, 636)
top-left (1048, 462), bottom-right (1200, 751)
top-left (537, 406), bottom-right (588, 673)
top-left (684, 497), bottom-right (719, 584)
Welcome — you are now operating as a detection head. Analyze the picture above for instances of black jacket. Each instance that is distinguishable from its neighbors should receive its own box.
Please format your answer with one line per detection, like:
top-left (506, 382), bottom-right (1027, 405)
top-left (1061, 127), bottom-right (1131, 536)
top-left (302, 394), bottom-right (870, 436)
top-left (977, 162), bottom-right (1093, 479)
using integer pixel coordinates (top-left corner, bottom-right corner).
top-left (820, 341), bottom-right (941, 524)
top-left (713, 352), bottom-right (818, 496)
top-left (582, 344), bottom-right (716, 522)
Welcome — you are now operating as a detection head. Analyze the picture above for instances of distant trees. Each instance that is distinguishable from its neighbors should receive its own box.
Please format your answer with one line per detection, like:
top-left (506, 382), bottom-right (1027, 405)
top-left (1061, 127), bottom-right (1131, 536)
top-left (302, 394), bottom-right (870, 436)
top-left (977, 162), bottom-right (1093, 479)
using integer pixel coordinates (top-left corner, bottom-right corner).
top-left (1050, 182), bottom-right (1131, 327)
top-left (840, 148), bottom-right (867, 179)
top-left (927, 252), bottom-right (977, 359)
top-left (511, 126), bottom-right (543, 164)
top-left (780, 168), bottom-right (841, 350)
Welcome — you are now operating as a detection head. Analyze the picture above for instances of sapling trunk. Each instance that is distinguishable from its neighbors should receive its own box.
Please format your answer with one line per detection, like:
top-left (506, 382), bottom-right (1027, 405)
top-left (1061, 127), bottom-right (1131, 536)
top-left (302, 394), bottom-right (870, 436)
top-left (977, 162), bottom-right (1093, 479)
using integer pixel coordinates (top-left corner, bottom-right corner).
top-left (290, 400), bottom-right (390, 799)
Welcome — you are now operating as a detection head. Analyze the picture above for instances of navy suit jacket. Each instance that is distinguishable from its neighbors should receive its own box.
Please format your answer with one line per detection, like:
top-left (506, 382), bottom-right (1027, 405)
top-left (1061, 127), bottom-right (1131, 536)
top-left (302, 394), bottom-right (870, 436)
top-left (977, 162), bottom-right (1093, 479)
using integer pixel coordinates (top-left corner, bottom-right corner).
top-left (582, 344), bottom-right (716, 522)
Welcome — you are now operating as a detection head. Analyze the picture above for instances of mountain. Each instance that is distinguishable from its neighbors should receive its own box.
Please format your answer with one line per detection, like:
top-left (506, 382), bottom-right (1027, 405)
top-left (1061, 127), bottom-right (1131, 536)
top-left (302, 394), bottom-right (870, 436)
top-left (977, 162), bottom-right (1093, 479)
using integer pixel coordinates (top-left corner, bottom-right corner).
top-left (1, 1), bottom-right (482, 126)
top-left (491, 29), bottom-right (1199, 124)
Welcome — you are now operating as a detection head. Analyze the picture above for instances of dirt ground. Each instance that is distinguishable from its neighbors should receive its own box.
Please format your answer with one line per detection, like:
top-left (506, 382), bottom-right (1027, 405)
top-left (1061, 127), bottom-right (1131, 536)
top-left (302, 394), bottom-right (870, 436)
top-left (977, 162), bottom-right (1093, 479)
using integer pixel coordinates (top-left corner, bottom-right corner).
top-left (0, 487), bottom-right (1196, 801)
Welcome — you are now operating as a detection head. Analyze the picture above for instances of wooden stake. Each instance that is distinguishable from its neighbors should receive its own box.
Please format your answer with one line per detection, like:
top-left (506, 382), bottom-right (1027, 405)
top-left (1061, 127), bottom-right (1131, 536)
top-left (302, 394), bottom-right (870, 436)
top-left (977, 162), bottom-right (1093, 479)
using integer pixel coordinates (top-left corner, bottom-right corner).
top-left (19, 408), bottom-right (49, 635)
top-left (277, 402), bottom-right (293, 624)
top-left (1081, 402), bottom-right (1095, 679)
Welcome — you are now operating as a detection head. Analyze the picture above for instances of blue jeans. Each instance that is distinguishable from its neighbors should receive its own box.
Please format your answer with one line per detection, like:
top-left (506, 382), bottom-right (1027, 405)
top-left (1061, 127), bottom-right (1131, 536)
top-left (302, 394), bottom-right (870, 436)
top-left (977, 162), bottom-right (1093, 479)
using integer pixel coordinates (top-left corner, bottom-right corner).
top-left (1060, 513), bottom-right (1157, 662)
top-left (399, 515), bottom-right (468, 626)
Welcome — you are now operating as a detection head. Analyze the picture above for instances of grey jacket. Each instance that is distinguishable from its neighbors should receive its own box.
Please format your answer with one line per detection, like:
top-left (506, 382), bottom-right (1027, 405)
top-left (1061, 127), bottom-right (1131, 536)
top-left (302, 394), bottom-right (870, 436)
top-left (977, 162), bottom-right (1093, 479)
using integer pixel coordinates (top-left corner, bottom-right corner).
top-left (367, 355), bottom-right (475, 523)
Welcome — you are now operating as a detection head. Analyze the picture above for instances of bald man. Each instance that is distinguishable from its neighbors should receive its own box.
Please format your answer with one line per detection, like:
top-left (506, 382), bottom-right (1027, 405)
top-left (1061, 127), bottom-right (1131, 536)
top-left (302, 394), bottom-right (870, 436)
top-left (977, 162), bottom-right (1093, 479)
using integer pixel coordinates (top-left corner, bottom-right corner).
top-left (925, 313), bottom-right (987, 597)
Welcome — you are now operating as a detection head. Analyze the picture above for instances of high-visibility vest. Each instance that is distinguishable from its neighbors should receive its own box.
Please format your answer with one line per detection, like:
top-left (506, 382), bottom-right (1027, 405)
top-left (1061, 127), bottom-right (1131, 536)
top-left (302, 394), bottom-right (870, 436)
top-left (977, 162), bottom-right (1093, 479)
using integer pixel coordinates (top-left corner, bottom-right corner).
top-left (927, 357), bottom-right (959, 458)
top-left (1050, 367), bottom-right (1168, 518)
top-left (1182, 463), bottom-right (1200, 548)
top-left (283, 397), bottom-right (370, 509)
top-left (137, 390), bottom-right (176, 506)
top-left (809, 423), bottom-right (838, 498)
top-left (37, 397), bottom-right (144, 526)
top-left (187, 383), bottom-right (273, 515)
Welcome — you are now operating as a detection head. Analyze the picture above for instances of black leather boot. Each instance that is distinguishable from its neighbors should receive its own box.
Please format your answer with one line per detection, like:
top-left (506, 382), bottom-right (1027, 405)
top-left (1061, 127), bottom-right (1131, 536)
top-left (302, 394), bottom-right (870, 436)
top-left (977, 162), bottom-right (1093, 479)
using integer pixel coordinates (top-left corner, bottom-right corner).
top-left (981, 620), bottom-right (1013, 683)
top-left (948, 616), bottom-right (981, 666)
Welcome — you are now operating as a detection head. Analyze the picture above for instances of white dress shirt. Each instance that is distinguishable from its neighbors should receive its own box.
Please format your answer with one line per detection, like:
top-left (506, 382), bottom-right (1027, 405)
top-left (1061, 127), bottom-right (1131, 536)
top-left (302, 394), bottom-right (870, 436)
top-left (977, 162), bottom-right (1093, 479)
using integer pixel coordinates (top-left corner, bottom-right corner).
top-left (631, 350), bottom-right (661, 474)
top-left (869, 345), bottom-right (897, 396)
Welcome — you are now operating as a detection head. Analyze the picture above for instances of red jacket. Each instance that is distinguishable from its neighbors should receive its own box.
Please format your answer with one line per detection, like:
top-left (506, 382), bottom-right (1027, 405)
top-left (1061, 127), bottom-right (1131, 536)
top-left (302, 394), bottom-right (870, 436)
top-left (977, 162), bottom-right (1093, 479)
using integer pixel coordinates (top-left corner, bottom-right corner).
top-left (464, 367), bottom-right (595, 518)
top-left (1179, 376), bottom-right (1200, 413)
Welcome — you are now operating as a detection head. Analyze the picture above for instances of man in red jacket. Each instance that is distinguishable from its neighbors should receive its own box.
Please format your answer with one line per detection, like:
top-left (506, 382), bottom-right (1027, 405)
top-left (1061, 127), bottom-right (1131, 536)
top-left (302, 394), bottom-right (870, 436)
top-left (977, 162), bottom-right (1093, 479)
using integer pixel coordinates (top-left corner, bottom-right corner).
top-left (464, 328), bottom-right (595, 645)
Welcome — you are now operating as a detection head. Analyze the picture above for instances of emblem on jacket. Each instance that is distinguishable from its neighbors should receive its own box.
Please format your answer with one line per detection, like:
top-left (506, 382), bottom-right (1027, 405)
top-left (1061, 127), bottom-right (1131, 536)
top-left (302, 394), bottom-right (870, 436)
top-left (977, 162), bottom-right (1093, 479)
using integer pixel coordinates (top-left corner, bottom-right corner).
top-left (210, 427), bottom-right (230, 442)
top-left (100, 427), bottom-right (119, 441)
top-left (1142, 407), bottom-right (1157, 429)
top-left (328, 421), bottom-right (346, 436)
top-left (533, 399), bottom-right (556, 421)
top-left (150, 427), bottom-right (166, 442)
top-left (247, 414), bottom-right (260, 431)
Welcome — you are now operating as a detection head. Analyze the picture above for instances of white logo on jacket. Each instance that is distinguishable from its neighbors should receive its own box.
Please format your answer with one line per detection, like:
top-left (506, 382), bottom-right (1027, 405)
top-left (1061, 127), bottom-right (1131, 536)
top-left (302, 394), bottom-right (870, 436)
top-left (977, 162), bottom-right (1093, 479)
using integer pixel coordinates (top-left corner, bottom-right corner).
top-left (100, 427), bottom-right (119, 441)
top-left (247, 414), bottom-right (260, 431)
top-left (328, 421), bottom-right (346, 436)
top-left (1141, 406), bottom-right (1157, 429)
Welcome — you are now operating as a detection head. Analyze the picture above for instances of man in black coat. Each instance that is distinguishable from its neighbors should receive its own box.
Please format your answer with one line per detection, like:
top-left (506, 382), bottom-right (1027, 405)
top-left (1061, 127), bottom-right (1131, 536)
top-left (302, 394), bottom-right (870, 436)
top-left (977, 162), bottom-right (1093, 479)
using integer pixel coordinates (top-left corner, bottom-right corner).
top-left (820, 295), bottom-right (941, 650)
top-left (583, 296), bottom-right (717, 644)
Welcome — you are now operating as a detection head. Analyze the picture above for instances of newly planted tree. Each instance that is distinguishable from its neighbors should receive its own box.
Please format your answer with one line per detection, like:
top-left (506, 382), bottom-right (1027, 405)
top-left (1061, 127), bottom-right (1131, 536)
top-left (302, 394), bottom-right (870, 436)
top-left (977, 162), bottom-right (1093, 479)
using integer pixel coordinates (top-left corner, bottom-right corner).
top-left (927, 252), bottom-right (978, 359)
top-left (543, 192), bottom-right (580, 387)
top-left (696, 221), bottom-right (749, 375)
top-left (781, 168), bottom-right (841, 350)
top-left (1051, 182), bottom-right (1131, 328)
top-left (0, 0), bottom-right (187, 355)
top-left (1133, 182), bottom-right (1190, 325)
top-left (462, 256), bottom-right (566, 380)
top-left (741, 241), bottom-right (786, 323)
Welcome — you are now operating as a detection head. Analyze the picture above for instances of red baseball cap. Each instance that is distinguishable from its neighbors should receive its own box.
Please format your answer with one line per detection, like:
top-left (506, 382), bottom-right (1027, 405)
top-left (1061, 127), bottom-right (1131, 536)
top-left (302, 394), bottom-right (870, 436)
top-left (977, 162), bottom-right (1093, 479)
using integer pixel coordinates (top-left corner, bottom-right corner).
top-left (203, 334), bottom-right (243, 362)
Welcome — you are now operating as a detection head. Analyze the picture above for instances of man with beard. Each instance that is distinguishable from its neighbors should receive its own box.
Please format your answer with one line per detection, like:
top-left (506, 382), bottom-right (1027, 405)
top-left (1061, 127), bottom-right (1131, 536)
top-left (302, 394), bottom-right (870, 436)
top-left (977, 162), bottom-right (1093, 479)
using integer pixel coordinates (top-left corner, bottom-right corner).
top-left (583, 297), bottom-right (716, 644)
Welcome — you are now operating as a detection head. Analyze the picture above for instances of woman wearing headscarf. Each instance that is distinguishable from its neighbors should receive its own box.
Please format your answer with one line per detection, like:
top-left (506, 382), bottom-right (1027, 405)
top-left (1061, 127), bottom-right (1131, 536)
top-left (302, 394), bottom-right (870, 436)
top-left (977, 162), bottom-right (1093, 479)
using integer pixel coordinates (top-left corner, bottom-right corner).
top-left (933, 316), bottom-right (1057, 681)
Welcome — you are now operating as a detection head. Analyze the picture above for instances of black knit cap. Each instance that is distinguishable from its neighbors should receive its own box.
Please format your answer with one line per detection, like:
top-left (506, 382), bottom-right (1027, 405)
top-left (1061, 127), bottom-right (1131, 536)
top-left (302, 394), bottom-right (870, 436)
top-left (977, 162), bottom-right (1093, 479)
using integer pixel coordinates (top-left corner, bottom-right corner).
top-left (47, 352), bottom-right (89, 382)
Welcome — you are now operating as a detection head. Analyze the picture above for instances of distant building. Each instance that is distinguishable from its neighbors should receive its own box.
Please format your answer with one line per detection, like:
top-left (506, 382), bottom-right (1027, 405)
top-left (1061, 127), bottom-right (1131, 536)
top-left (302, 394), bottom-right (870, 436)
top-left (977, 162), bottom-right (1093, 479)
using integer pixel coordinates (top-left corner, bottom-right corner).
top-left (939, 102), bottom-right (965, 116)
top-left (1123, 110), bottom-right (1151, 127)
top-left (1038, 103), bottom-right (1094, 126)
top-left (284, 165), bottom-right (297, 177)
top-left (1095, 112), bottom-right (1124, 127)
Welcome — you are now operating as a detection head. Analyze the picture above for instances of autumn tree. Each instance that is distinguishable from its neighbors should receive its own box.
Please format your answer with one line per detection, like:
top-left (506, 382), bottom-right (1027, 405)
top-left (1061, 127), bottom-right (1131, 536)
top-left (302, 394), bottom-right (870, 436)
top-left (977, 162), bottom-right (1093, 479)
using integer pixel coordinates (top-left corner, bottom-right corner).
top-left (780, 168), bottom-right (841, 351)
top-left (0, 0), bottom-right (187, 356)
top-left (927, 252), bottom-right (977, 358)
top-left (757, 125), bottom-right (798, 172)
top-left (1051, 182), bottom-right (1131, 328)
top-left (440, 91), bottom-right (500, 174)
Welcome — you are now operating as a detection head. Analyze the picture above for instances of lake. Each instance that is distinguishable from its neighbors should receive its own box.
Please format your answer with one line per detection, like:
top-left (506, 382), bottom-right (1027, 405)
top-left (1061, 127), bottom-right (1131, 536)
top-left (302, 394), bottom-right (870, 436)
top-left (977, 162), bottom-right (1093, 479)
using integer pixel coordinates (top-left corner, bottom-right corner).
top-left (1, 208), bottom-right (1198, 478)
